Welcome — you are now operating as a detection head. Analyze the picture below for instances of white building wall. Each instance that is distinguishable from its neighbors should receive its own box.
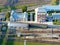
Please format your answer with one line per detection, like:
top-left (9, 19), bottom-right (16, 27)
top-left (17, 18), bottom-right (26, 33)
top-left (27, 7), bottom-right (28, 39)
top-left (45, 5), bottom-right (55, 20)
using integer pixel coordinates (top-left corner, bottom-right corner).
top-left (35, 8), bottom-right (38, 22)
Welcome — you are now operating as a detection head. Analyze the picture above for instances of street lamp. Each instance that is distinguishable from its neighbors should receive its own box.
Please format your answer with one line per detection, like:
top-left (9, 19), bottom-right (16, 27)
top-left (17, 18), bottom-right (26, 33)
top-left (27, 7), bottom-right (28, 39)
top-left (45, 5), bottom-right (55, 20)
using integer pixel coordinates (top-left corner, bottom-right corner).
top-left (24, 40), bottom-right (26, 45)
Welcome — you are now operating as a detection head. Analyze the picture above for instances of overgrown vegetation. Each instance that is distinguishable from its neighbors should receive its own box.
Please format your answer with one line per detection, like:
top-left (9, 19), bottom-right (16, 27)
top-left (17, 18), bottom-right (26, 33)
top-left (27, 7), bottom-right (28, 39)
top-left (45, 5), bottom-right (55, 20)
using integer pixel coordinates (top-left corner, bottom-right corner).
top-left (5, 12), bottom-right (10, 21)
top-left (53, 19), bottom-right (60, 25)
top-left (0, 8), bottom-right (2, 12)
top-left (51, 0), bottom-right (59, 5)
top-left (0, 3), bottom-right (36, 12)
top-left (15, 3), bottom-right (37, 9)
top-left (47, 11), bottom-right (54, 16)
top-left (21, 5), bottom-right (27, 12)
top-left (0, 7), bottom-right (4, 12)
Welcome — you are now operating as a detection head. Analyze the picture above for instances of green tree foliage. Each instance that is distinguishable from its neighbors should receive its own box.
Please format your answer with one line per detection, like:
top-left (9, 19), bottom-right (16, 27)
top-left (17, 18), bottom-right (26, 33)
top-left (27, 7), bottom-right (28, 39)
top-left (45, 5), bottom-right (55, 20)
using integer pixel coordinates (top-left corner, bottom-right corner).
top-left (51, 0), bottom-right (59, 5)
top-left (53, 19), bottom-right (58, 22)
top-left (0, 8), bottom-right (1, 12)
top-left (0, 8), bottom-right (3, 12)
top-left (8, 6), bottom-right (16, 10)
top-left (10, 6), bottom-right (16, 10)
top-left (53, 19), bottom-right (60, 25)
top-left (5, 12), bottom-right (10, 20)
top-left (21, 5), bottom-right (27, 12)
top-left (56, 0), bottom-right (59, 5)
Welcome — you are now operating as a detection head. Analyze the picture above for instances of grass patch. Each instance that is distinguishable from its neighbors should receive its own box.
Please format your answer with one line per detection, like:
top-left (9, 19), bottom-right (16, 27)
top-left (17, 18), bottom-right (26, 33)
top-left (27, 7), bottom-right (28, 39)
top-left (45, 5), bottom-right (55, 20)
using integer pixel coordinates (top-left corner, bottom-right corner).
top-left (5, 40), bottom-right (14, 45)
top-left (0, 40), bottom-right (60, 45)
top-left (14, 41), bottom-right (24, 45)
top-left (0, 39), bottom-right (4, 45)
top-left (53, 19), bottom-right (60, 25)
top-left (15, 3), bottom-right (38, 9)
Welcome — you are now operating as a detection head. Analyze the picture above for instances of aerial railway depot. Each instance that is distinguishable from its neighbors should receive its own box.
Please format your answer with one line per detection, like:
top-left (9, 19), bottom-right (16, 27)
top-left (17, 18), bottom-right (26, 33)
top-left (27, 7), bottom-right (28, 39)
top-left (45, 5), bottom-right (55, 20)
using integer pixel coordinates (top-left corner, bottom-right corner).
top-left (1, 0), bottom-right (60, 45)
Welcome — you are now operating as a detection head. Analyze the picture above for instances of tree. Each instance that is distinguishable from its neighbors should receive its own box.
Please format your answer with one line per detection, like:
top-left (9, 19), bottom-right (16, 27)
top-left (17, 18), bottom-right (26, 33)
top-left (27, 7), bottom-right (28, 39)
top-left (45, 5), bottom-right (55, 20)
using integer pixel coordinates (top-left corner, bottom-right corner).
top-left (0, 8), bottom-right (2, 12)
top-left (21, 5), bottom-right (27, 12)
top-left (10, 6), bottom-right (16, 10)
top-left (0, 8), bottom-right (1, 12)
top-left (8, 6), bottom-right (16, 10)
top-left (5, 12), bottom-right (10, 20)
top-left (56, 0), bottom-right (59, 5)
top-left (51, 0), bottom-right (59, 5)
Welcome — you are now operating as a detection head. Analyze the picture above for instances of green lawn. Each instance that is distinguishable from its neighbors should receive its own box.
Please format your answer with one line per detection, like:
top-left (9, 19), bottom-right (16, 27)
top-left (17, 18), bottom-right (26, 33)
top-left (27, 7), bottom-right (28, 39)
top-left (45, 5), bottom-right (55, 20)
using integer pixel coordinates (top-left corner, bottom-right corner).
top-left (0, 40), bottom-right (59, 45)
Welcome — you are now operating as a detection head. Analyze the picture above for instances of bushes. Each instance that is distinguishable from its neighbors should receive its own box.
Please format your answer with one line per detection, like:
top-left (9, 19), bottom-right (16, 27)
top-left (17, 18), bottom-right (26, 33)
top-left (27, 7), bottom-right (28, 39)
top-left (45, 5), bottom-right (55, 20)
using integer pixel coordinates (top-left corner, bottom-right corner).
top-left (51, 0), bottom-right (59, 5)
top-left (15, 5), bottom-right (27, 12)
top-left (47, 11), bottom-right (55, 16)
top-left (7, 6), bottom-right (16, 10)
top-left (0, 8), bottom-right (2, 12)
top-left (15, 3), bottom-right (37, 9)
top-left (53, 19), bottom-right (58, 22)
top-left (0, 8), bottom-right (3, 12)
top-left (21, 5), bottom-right (27, 12)
top-left (53, 19), bottom-right (60, 25)
top-left (0, 7), bottom-right (8, 12)
top-left (5, 12), bottom-right (10, 21)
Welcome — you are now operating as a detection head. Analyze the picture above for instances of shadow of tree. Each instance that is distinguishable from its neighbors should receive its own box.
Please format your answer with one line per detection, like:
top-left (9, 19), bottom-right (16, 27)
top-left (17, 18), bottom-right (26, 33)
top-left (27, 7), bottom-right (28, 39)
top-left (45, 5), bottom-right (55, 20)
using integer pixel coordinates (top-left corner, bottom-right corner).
top-left (0, 29), bottom-right (8, 45)
top-left (5, 40), bottom-right (14, 45)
